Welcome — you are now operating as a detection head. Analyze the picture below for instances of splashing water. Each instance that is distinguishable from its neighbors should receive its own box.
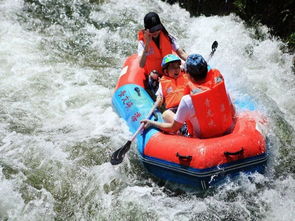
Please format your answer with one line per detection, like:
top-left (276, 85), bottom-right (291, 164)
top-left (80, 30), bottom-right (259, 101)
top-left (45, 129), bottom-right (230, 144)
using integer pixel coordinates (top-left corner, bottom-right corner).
top-left (0, 0), bottom-right (294, 220)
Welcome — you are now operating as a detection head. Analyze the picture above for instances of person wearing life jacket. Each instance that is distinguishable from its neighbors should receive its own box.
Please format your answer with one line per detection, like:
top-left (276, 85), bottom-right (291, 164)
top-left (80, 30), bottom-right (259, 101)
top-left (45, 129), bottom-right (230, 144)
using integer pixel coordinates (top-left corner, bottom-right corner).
top-left (141, 54), bottom-right (235, 138)
top-left (138, 12), bottom-right (188, 76)
top-left (155, 54), bottom-right (190, 121)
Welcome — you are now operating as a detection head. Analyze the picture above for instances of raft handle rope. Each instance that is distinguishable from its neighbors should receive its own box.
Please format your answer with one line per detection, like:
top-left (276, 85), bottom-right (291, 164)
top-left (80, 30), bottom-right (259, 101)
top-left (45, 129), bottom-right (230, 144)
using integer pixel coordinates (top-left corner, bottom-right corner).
top-left (224, 148), bottom-right (244, 156)
top-left (176, 152), bottom-right (192, 161)
top-left (134, 87), bottom-right (141, 96)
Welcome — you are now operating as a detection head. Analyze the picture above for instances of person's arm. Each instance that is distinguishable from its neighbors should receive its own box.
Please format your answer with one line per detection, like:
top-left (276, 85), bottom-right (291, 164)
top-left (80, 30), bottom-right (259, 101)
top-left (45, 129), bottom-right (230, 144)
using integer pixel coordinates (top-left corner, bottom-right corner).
top-left (139, 30), bottom-right (152, 68)
top-left (156, 95), bottom-right (163, 107)
top-left (139, 46), bottom-right (148, 68)
top-left (141, 119), bottom-right (183, 133)
top-left (169, 34), bottom-right (188, 61)
top-left (155, 84), bottom-right (163, 107)
top-left (176, 48), bottom-right (188, 61)
top-left (141, 96), bottom-right (189, 133)
top-left (228, 94), bottom-right (236, 117)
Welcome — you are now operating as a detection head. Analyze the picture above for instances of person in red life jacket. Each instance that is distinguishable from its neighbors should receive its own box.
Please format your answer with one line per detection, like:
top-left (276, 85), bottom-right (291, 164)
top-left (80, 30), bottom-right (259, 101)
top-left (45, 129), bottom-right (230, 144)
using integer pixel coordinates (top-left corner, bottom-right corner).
top-left (138, 12), bottom-right (188, 74)
top-left (142, 54), bottom-right (236, 138)
top-left (155, 54), bottom-right (190, 121)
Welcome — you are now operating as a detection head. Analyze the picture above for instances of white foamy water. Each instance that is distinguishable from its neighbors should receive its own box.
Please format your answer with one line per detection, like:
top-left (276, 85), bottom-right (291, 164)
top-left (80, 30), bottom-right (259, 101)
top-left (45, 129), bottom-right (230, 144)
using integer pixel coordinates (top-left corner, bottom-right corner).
top-left (0, 0), bottom-right (294, 220)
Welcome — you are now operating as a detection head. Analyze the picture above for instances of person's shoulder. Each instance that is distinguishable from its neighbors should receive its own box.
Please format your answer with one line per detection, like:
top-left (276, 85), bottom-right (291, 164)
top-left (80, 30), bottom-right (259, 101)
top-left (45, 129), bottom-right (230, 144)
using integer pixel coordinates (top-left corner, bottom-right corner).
top-left (166, 33), bottom-right (180, 51)
top-left (180, 94), bottom-right (192, 106)
top-left (181, 71), bottom-right (190, 78)
top-left (167, 34), bottom-right (178, 42)
top-left (208, 68), bottom-right (224, 81)
top-left (183, 94), bottom-right (191, 101)
top-left (209, 68), bottom-right (222, 76)
top-left (137, 29), bottom-right (145, 40)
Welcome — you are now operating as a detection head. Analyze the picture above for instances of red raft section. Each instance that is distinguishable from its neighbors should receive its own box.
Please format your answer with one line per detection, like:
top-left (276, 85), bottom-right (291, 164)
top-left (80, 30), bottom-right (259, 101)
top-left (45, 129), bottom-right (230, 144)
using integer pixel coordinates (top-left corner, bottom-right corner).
top-left (115, 54), bottom-right (146, 90)
top-left (144, 113), bottom-right (266, 170)
top-left (112, 54), bottom-right (268, 189)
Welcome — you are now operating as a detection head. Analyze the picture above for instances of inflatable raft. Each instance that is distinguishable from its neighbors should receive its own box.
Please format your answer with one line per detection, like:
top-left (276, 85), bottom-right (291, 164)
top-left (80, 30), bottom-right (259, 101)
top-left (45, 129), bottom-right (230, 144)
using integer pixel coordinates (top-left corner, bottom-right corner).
top-left (112, 54), bottom-right (267, 189)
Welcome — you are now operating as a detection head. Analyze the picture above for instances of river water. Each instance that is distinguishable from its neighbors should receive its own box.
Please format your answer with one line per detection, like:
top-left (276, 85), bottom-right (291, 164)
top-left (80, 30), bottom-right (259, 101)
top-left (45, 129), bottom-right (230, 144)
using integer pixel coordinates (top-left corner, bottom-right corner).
top-left (0, 0), bottom-right (294, 220)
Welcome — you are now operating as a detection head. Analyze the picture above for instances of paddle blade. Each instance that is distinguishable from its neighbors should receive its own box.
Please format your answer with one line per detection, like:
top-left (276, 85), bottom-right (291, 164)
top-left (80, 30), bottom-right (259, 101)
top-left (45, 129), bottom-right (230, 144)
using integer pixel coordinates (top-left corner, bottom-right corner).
top-left (208, 41), bottom-right (219, 61)
top-left (110, 140), bottom-right (132, 165)
top-left (212, 41), bottom-right (218, 52)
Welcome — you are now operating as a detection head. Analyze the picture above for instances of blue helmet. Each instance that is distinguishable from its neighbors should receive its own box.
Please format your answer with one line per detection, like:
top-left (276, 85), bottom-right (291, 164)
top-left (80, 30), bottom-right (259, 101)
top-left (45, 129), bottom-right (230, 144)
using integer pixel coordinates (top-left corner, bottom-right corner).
top-left (161, 54), bottom-right (181, 69)
top-left (185, 54), bottom-right (208, 80)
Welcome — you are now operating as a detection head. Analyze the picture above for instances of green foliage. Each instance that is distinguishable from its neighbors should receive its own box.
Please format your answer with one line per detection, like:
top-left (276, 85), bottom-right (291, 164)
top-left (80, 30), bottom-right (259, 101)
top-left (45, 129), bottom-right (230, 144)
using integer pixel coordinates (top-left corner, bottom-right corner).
top-left (287, 33), bottom-right (295, 51)
top-left (233, 0), bottom-right (246, 13)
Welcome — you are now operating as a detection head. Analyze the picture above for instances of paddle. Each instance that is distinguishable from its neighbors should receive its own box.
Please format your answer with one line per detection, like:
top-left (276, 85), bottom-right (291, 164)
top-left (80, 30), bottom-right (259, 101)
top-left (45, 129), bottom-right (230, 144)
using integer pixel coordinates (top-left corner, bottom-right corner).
top-left (207, 41), bottom-right (218, 62)
top-left (110, 98), bottom-right (161, 165)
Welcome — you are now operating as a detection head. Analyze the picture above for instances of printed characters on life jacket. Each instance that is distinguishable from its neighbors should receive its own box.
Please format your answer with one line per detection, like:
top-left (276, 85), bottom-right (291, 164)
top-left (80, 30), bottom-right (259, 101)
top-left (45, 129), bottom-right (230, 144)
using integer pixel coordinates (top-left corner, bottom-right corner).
top-left (185, 54), bottom-right (235, 138)
top-left (187, 69), bottom-right (235, 138)
top-left (137, 12), bottom-right (188, 75)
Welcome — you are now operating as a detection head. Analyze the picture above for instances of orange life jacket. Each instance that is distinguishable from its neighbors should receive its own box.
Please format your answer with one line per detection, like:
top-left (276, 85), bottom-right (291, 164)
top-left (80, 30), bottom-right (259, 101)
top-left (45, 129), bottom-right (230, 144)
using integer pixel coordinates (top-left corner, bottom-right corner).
top-left (138, 30), bottom-right (174, 74)
top-left (160, 71), bottom-right (190, 109)
top-left (187, 69), bottom-right (235, 138)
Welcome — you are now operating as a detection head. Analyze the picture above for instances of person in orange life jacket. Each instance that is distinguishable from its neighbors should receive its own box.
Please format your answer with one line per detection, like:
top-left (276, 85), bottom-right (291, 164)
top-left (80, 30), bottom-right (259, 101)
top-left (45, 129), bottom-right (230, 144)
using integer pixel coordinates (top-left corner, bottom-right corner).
top-left (141, 54), bottom-right (235, 137)
top-left (138, 12), bottom-right (188, 73)
top-left (138, 12), bottom-right (188, 95)
top-left (155, 54), bottom-right (190, 122)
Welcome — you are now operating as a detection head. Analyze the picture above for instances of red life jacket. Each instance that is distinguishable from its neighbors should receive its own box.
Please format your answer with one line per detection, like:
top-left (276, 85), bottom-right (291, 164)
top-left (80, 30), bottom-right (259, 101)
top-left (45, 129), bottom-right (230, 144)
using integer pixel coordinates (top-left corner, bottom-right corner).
top-left (138, 30), bottom-right (173, 74)
top-left (187, 69), bottom-right (235, 138)
top-left (160, 72), bottom-right (190, 109)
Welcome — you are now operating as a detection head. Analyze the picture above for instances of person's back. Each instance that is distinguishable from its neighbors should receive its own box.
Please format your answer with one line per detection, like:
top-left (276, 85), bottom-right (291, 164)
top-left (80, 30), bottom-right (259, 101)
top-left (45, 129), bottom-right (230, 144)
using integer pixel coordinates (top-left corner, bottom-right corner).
top-left (186, 68), bottom-right (235, 138)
